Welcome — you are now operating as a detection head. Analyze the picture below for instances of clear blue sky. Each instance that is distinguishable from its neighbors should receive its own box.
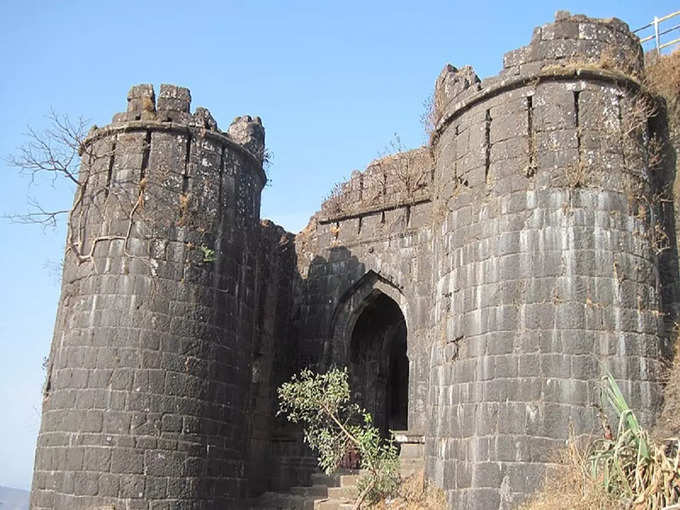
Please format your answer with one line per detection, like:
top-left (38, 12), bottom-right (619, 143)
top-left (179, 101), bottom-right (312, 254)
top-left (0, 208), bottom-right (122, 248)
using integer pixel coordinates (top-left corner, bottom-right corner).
top-left (0, 0), bottom-right (676, 492)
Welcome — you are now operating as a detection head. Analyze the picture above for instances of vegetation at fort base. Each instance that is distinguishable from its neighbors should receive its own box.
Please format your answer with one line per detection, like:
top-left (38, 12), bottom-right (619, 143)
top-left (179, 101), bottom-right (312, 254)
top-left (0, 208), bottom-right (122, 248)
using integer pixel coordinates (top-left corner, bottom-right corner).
top-left (521, 370), bottom-right (680, 510)
top-left (278, 367), bottom-right (401, 509)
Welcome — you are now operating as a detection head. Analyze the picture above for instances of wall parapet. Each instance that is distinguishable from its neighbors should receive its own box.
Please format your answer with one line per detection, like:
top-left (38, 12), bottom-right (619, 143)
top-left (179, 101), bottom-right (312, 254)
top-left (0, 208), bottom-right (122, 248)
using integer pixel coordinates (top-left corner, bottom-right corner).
top-left (81, 119), bottom-right (267, 189)
top-left (432, 11), bottom-right (645, 147)
top-left (433, 65), bottom-right (644, 144)
top-left (95, 83), bottom-right (266, 181)
top-left (502, 11), bottom-right (642, 76)
top-left (319, 146), bottom-right (434, 222)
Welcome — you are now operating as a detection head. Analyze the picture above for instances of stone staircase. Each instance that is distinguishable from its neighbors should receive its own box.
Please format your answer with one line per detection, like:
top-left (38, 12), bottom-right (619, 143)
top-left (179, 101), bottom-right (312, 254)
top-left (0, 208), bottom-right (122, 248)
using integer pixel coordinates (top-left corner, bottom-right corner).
top-left (249, 470), bottom-right (360, 510)
top-left (249, 434), bottom-right (424, 510)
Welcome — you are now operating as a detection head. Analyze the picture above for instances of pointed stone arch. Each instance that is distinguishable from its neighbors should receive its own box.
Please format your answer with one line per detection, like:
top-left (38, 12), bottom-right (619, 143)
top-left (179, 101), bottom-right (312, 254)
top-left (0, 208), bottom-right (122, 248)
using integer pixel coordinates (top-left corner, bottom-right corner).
top-left (326, 270), bottom-right (409, 362)
top-left (325, 270), bottom-right (411, 434)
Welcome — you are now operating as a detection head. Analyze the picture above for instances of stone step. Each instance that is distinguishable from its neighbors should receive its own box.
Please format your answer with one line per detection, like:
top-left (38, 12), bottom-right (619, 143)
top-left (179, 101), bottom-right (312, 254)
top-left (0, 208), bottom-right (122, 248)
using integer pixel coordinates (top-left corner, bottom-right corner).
top-left (314, 499), bottom-right (340, 510)
top-left (250, 491), bottom-right (325, 509)
top-left (290, 485), bottom-right (329, 498)
top-left (327, 484), bottom-right (357, 500)
top-left (316, 502), bottom-right (352, 510)
top-left (310, 469), bottom-right (359, 487)
top-left (399, 442), bottom-right (424, 459)
top-left (253, 491), bottom-right (287, 507)
top-left (339, 474), bottom-right (361, 487)
top-left (249, 465), bottom-right (426, 510)
top-left (310, 473), bottom-right (340, 487)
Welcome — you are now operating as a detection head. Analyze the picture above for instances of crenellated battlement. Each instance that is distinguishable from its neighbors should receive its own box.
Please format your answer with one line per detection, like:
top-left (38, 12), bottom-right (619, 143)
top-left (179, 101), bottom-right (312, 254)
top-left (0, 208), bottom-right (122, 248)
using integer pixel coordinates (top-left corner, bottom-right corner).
top-left (502, 11), bottom-right (643, 78)
top-left (228, 115), bottom-right (265, 162)
top-left (433, 12), bottom-right (645, 142)
top-left (104, 84), bottom-right (266, 168)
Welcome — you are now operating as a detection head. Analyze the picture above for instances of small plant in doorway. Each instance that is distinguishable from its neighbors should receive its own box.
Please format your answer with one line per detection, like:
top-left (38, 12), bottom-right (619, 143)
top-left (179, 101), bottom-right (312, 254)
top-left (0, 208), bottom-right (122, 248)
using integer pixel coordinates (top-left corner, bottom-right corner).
top-left (278, 367), bottom-right (400, 509)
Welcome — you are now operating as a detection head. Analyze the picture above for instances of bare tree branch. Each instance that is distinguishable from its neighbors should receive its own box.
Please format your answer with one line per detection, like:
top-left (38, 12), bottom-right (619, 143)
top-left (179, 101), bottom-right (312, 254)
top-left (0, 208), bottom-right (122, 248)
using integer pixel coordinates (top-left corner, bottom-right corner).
top-left (4, 111), bottom-right (89, 229)
top-left (7, 110), bottom-right (88, 188)
top-left (3, 197), bottom-right (69, 228)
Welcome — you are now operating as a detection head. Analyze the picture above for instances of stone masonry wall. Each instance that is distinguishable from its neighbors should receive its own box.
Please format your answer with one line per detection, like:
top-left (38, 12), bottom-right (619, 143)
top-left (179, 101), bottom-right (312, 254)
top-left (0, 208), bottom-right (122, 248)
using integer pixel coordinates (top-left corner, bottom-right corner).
top-left (30, 85), bottom-right (267, 510)
top-left (265, 148), bottom-right (437, 490)
top-left (294, 148), bottom-right (435, 434)
top-left (427, 13), bottom-right (676, 509)
top-left (245, 221), bottom-right (296, 495)
top-left (286, 11), bottom-right (677, 510)
top-left (28, 11), bottom-right (680, 510)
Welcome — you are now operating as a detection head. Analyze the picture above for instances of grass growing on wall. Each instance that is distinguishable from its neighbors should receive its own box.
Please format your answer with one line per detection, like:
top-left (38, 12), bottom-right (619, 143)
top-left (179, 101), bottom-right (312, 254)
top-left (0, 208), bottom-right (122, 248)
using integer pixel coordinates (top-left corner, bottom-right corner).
top-left (520, 373), bottom-right (680, 510)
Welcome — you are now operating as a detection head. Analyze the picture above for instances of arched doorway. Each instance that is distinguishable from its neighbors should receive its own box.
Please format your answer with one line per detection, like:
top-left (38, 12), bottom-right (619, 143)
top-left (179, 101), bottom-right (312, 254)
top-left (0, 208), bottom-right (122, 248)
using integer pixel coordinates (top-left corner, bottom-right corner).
top-left (349, 291), bottom-right (408, 437)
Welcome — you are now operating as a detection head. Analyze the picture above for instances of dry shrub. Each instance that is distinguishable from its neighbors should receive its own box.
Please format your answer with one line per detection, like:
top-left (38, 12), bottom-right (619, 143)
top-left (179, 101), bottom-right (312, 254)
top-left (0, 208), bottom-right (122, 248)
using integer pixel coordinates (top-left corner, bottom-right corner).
top-left (565, 161), bottom-right (587, 188)
top-left (518, 437), bottom-right (619, 510)
top-left (598, 45), bottom-right (643, 80)
top-left (523, 374), bottom-right (680, 510)
top-left (645, 52), bottom-right (680, 441)
top-left (369, 470), bottom-right (447, 510)
top-left (654, 332), bottom-right (680, 441)
top-left (645, 49), bottom-right (680, 132)
top-left (322, 181), bottom-right (348, 216)
top-left (421, 93), bottom-right (444, 141)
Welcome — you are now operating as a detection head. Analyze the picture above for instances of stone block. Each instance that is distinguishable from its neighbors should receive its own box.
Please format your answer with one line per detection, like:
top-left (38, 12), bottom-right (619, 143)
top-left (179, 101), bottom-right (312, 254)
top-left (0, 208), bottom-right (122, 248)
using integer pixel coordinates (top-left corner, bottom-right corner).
top-left (104, 411), bottom-right (131, 434)
top-left (119, 474), bottom-right (145, 498)
top-left (157, 84), bottom-right (191, 113)
top-left (73, 471), bottom-right (98, 496)
top-left (145, 450), bottom-right (186, 477)
top-left (83, 447), bottom-right (111, 471)
top-left (98, 474), bottom-right (120, 497)
top-left (110, 448), bottom-right (144, 474)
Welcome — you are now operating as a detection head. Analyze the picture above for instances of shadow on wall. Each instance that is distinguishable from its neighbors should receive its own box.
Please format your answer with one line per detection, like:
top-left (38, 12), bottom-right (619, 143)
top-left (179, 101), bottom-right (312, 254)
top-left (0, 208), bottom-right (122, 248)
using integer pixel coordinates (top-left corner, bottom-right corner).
top-left (264, 246), bottom-right (367, 491)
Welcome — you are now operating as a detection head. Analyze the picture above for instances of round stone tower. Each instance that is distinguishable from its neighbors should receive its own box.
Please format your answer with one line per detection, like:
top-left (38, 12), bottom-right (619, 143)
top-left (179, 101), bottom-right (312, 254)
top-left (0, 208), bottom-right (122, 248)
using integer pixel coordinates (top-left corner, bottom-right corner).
top-left (428, 13), bottom-right (676, 509)
top-left (30, 84), bottom-right (266, 509)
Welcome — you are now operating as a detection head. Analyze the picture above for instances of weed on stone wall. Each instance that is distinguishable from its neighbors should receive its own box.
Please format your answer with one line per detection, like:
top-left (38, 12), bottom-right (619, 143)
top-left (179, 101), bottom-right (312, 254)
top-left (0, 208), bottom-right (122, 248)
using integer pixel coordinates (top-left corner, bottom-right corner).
top-left (322, 181), bottom-right (349, 216)
top-left (645, 49), bottom-right (680, 141)
top-left (521, 373), bottom-right (680, 510)
top-left (564, 160), bottom-right (587, 188)
top-left (655, 325), bottom-right (680, 441)
top-left (376, 135), bottom-right (431, 199)
top-left (420, 92), bottom-right (444, 142)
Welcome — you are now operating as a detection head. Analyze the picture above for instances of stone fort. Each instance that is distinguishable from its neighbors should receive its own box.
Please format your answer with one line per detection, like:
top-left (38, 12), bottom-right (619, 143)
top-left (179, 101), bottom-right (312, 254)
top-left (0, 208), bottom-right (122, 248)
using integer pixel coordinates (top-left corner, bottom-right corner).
top-left (30, 11), bottom-right (680, 510)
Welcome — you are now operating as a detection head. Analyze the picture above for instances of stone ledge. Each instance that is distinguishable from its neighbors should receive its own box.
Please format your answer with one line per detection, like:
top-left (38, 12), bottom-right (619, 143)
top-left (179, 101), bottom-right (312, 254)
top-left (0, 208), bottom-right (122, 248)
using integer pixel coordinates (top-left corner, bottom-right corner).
top-left (319, 195), bottom-right (431, 224)
top-left (392, 430), bottom-right (425, 444)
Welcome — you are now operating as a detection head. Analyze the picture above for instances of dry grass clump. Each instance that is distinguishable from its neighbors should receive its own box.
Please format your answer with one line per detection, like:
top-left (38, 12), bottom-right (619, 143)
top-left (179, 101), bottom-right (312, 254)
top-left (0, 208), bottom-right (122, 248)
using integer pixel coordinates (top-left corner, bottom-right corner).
top-left (645, 49), bottom-right (680, 132)
top-left (654, 337), bottom-right (680, 442)
top-left (518, 437), bottom-right (619, 510)
top-left (369, 470), bottom-right (446, 510)
top-left (522, 374), bottom-right (680, 510)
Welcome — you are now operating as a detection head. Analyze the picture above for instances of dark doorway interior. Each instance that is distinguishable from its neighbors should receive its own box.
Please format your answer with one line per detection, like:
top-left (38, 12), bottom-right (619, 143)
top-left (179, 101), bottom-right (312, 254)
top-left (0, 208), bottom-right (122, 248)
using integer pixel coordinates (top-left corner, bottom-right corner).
top-left (349, 292), bottom-right (408, 438)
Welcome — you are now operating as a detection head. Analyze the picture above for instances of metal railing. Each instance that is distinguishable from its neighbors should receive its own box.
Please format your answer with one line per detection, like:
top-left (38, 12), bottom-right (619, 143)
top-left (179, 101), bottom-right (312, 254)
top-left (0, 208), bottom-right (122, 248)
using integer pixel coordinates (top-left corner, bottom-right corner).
top-left (633, 10), bottom-right (680, 55)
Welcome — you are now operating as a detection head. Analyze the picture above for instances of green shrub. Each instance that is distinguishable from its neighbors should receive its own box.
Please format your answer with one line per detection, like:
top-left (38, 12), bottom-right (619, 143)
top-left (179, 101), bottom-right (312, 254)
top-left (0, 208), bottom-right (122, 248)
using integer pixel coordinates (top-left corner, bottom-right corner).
top-left (278, 367), bottom-right (400, 508)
